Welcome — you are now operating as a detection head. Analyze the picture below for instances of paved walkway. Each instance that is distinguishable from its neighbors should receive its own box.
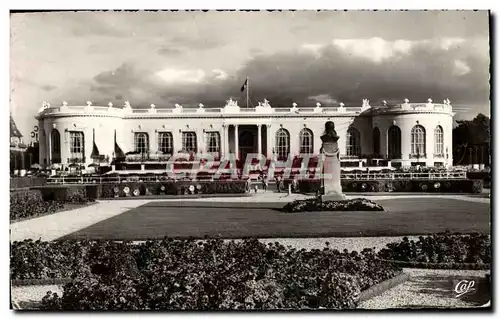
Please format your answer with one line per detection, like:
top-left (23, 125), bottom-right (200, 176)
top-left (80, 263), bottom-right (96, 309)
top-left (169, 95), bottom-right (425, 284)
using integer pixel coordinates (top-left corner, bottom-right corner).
top-left (10, 193), bottom-right (489, 242)
top-left (10, 200), bottom-right (151, 242)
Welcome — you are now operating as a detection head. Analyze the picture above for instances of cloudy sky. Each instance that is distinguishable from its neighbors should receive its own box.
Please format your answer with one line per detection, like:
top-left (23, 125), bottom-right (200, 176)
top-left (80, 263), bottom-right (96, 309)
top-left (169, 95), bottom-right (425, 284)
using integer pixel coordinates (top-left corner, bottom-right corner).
top-left (10, 10), bottom-right (490, 136)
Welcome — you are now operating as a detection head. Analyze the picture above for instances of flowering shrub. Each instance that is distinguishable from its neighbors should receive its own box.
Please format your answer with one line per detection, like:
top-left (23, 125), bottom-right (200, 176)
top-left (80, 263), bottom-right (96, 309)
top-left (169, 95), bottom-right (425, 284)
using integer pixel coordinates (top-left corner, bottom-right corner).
top-left (378, 232), bottom-right (491, 267)
top-left (11, 238), bottom-right (401, 310)
top-left (10, 190), bottom-right (65, 221)
top-left (283, 198), bottom-right (384, 213)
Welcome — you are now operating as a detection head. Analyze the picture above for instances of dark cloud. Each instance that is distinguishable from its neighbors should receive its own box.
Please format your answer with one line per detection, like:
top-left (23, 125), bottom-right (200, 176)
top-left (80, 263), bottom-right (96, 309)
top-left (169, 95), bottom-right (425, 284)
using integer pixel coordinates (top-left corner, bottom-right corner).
top-left (61, 37), bottom-right (489, 112)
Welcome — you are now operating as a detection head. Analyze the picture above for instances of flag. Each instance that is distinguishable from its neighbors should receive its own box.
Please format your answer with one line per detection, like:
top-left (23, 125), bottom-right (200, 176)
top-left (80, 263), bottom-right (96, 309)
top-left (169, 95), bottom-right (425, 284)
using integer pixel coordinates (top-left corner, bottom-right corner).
top-left (113, 130), bottom-right (125, 160)
top-left (240, 78), bottom-right (248, 92)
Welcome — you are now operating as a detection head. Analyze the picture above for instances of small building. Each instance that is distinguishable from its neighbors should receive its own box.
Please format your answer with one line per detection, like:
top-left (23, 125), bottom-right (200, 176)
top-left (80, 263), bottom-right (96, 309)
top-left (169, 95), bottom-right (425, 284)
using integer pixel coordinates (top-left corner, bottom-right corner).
top-left (10, 115), bottom-right (28, 172)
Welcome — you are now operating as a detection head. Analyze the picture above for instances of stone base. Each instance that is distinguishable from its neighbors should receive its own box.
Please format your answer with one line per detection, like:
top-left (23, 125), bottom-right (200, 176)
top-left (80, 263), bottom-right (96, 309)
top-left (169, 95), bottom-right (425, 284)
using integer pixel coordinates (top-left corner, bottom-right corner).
top-left (321, 194), bottom-right (346, 201)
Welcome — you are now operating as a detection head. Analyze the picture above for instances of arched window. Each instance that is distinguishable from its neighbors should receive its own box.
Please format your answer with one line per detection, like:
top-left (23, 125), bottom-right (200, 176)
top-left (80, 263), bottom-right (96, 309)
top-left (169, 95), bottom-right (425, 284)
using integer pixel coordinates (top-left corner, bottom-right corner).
top-left (346, 126), bottom-right (361, 157)
top-left (434, 125), bottom-right (444, 156)
top-left (411, 125), bottom-right (426, 157)
top-left (299, 128), bottom-right (314, 154)
top-left (69, 131), bottom-right (85, 161)
top-left (206, 131), bottom-right (221, 153)
top-left (134, 133), bottom-right (149, 154)
top-left (158, 132), bottom-right (173, 154)
top-left (275, 128), bottom-right (290, 161)
top-left (388, 126), bottom-right (402, 159)
top-left (182, 131), bottom-right (197, 153)
top-left (51, 129), bottom-right (61, 163)
top-left (373, 127), bottom-right (380, 155)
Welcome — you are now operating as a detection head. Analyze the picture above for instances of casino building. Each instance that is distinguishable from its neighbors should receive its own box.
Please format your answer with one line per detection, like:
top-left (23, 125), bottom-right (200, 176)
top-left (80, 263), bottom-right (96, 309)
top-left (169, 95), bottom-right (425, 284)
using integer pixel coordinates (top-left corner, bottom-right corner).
top-left (35, 97), bottom-right (454, 172)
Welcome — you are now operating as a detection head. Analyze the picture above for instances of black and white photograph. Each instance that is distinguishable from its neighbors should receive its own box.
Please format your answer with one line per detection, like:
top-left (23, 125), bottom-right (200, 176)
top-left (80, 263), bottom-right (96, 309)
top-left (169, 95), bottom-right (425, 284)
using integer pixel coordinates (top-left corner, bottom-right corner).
top-left (8, 9), bottom-right (491, 311)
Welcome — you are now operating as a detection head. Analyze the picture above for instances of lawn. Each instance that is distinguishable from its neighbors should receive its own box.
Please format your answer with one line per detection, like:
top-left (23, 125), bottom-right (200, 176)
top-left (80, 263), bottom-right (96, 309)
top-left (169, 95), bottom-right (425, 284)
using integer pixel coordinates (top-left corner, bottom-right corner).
top-left (62, 197), bottom-right (490, 240)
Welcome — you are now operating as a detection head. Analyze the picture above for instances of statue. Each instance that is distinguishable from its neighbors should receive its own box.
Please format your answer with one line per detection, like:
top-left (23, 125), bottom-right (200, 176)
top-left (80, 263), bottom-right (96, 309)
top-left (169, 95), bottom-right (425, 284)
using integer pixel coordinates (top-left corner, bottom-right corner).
top-left (124, 101), bottom-right (131, 108)
top-left (362, 98), bottom-right (370, 108)
top-left (319, 121), bottom-right (345, 201)
top-left (403, 98), bottom-right (410, 104)
top-left (382, 100), bottom-right (387, 106)
top-left (290, 102), bottom-right (299, 113)
top-left (108, 102), bottom-right (113, 108)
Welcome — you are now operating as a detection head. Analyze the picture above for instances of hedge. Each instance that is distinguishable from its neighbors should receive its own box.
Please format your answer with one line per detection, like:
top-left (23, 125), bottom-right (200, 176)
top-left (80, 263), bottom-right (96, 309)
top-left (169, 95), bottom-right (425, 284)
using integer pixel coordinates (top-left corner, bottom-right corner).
top-left (10, 190), bottom-right (64, 221)
top-left (295, 179), bottom-right (483, 194)
top-left (34, 180), bottom-right (248, 200)
top-left (10, 177), bottom-right (47, 190)
top-left (11, 238), bottom-right (402, 310)
top-left (377, 232), bottom-right (491, 267)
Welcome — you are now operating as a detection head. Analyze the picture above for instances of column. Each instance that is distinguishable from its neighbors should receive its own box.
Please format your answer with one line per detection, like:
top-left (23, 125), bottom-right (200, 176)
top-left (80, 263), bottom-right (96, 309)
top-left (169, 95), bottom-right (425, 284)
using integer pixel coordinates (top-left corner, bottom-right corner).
top-left (266, 124), bottom-right (272, 158)
top-left (257, 124), bottom-right (262, 156)
top-left (234, 124), bottom-right (239, 160)
top-left (48, 129), bottom-right (52, 165)
top-left (222, 124), bottom-right (227, 159)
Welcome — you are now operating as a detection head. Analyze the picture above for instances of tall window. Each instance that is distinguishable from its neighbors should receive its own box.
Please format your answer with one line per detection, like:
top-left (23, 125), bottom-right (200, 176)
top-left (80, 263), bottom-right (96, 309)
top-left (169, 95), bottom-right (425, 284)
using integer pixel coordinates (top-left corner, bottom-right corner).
top-left (69, 131), bottom-right (85, 160)
top-left (411, 125), bottom-right (426, 156)
top-left (299, 128), bottom-right (314, 154)
top-left (373, 127), bottom-right (380, 155)
top-left (275, 128), bottom-right (290, 160)
top-left (346, 127), bottom-right (361, 157)
top-left (158, 132), bottom-right (173, 154)
top-left (51, 129), bottom-right (61, 163)
top-left (182, 131), bottom-right (197, 153)
top-left (434, 125), bottom-right (444, 155)
top-left (134, 132), bottom-right (149, 154)
top-left (206, 131), bottom-right (221, 153)
top-left (388, 126), bottom-right (401, 159)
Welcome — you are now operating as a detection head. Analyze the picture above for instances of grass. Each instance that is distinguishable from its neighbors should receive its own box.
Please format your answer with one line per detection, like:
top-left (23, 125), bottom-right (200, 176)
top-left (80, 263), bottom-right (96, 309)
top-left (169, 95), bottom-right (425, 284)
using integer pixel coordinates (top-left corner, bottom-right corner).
top-left (61, 197), bottom-right (490, 240)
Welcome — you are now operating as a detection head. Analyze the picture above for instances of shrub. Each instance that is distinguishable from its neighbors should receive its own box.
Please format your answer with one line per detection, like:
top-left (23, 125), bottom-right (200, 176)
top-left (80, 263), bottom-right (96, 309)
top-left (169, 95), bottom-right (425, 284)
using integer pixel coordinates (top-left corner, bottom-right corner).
top-left (12, 238), bottom-right (401, 310)
top-left (10, 190), bottom-right (64, 221)
top-left (36, 186), bottom-right (94, 204)
top-left (283, 198), bottom-right (384, 213)
top-left (378, 232), bottom-right (491, 267)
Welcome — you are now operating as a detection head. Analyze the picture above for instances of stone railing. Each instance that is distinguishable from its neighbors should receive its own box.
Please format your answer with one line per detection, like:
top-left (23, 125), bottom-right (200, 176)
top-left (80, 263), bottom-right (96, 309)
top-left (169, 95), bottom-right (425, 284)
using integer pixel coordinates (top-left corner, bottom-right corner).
top-left (36, 98), bottom-right (453, 118)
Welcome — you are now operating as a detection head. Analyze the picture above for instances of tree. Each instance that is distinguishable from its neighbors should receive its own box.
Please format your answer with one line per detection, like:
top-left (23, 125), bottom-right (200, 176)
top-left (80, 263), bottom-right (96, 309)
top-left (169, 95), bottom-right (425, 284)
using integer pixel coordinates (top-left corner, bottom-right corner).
top-left (453, 113), bottom-right (491, 166)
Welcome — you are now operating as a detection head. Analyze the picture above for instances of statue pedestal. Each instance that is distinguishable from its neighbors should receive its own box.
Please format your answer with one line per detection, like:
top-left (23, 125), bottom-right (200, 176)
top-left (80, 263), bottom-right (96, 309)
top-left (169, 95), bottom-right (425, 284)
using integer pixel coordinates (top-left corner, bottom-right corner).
top-left (320, 129), bottom-right (345, 202)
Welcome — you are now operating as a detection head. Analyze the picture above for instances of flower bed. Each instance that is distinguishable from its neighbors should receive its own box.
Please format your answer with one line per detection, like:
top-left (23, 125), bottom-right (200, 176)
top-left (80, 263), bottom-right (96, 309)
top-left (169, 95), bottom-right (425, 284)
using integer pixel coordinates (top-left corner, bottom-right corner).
top-left (377, 232), bottom-right (491, 268)
top-left (283, 198), bottom-right (384, 213)
top-left (11, 238), bottom-right (401, 310)
top-left (296, 179), bottom-right (483, 193)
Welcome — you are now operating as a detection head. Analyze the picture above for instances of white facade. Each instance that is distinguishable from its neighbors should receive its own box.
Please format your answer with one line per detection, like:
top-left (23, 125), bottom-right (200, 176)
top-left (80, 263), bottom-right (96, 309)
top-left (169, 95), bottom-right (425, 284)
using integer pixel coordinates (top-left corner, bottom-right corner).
top-left (35, 98), bottom-right (455, 169)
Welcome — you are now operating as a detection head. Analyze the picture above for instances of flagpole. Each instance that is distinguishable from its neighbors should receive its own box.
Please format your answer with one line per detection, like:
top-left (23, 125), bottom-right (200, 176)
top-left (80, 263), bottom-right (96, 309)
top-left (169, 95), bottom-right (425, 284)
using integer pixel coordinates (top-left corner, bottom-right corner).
top-left (246, 76), bottom-right (249, 108)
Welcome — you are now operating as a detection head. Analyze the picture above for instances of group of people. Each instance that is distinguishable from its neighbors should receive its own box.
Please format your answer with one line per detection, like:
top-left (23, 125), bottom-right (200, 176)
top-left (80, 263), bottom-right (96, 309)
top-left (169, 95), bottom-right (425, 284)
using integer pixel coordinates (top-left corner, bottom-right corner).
top-left (245, 173), bottom-right (300, 194)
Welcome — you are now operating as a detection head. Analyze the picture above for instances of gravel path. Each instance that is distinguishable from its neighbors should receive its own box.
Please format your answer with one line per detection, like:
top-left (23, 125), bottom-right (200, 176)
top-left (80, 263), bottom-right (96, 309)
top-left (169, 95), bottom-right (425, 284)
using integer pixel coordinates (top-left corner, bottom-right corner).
top-left (225, 236), bottom-right (420, 252)
top-left (359, 268), bottom-right (490, 309)
top-left (11, 285), bottom-right (62, 309)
